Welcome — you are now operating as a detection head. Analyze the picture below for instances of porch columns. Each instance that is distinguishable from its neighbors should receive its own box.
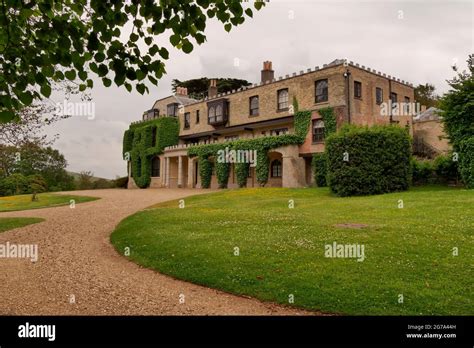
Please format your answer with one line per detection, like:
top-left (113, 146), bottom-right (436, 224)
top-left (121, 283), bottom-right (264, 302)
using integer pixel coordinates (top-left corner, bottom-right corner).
top-left (165, 157), bottom-right (170, 187)
top-left (177, 156), bottom-right (183, 188)
top-left (187, 158), bottom-right (194, 188)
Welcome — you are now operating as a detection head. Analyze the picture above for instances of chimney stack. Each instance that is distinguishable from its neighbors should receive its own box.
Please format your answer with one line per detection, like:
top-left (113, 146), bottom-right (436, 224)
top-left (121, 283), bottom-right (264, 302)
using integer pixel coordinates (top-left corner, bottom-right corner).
top-left (208, 79), bottom-right (218, 98)
top-left (176, 86), bottom-right (188, 96)
top-left (261, 61), bottom-right (274, 83)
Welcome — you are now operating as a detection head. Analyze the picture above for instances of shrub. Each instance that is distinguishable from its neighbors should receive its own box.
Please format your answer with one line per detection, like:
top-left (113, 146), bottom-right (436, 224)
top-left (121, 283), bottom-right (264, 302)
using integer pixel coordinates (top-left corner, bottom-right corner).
top-left (326, 125), bottom-right (411, 196)
top-left (0, 173), bottom-right (29, 196)
top-left (411, 158), bottom-right (434, 185)
top-left (433, 154), bottom-right (459, 183)
top-left (459, 137), bottom-right (474, 188)
top-left (27, 174), bottom-right (47, 193)
top-left (312, 153), bottom-right (327, 187)
top-left (114, 176), bottom-right (129, 188)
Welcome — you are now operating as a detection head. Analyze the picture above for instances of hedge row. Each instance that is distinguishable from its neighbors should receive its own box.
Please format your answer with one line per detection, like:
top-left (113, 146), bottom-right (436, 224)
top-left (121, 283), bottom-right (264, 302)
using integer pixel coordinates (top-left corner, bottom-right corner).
top-left (326, 125), bottom-right (412, 196)
top-left (459, 137), bottom-right (474, 188)
top-left (411, 154), bottom-right (460, 185)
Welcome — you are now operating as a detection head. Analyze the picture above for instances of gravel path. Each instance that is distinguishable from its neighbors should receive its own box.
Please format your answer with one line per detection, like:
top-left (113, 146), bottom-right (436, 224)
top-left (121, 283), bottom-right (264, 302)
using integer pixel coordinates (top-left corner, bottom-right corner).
top-left (0, 189), bottom-right (312, 315)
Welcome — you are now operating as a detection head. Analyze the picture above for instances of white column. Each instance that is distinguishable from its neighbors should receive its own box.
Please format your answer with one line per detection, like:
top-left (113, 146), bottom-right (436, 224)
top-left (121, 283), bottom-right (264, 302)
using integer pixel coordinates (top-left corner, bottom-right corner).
top-left (165, 157), bottom-right (170, 187)
top-left (177, 156), bottom-right (183, 188)
top-left (187, 158), bottom-right (194, 188)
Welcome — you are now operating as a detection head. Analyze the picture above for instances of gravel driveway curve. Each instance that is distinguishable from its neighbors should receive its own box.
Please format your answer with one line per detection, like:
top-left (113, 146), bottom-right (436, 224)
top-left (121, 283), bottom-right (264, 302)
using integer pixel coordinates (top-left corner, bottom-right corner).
top-left (0, 189), bottom-right (312, 315)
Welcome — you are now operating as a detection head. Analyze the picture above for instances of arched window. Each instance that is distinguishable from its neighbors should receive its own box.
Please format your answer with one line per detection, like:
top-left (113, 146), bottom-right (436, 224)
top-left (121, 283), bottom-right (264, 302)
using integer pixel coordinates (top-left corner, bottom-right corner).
top-left (151, 157), bottom-right (160, 177)
top-left (271, 159), bottom-right (282, 178)
top-left (215, 104), bottom-right (223, 122)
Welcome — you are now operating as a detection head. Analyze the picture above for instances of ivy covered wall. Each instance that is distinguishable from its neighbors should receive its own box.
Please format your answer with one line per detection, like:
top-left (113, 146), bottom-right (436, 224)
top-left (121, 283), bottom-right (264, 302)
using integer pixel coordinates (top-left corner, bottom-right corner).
top-left (188, 110), bottom-right (312, 188)
top-left (122, 117), bottom-right (179, 188)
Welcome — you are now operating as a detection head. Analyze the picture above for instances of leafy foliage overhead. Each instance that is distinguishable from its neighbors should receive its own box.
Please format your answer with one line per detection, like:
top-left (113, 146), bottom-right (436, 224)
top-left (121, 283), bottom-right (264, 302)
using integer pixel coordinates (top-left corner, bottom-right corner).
top-left (0, 0), bottom-right (265, 122)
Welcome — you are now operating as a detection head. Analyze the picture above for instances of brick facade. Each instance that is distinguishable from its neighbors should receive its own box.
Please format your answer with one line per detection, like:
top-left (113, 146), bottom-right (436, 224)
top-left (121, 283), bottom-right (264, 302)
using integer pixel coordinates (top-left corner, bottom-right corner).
top-left (130, 59), bottom-right (415, 189)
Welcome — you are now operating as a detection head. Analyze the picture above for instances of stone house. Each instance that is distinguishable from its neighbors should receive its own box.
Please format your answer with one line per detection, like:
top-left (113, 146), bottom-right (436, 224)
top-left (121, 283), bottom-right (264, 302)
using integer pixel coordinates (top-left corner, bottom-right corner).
top-left (127, 59), bottom-right (415, 189)
top-left (412, 107), bottom-right (451, 158)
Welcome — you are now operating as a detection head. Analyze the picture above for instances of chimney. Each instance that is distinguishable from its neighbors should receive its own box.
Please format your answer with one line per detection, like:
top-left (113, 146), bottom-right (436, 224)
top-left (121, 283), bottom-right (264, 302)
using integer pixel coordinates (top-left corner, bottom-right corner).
top-left (176, 86), bottom-right (188, 96)
top-left (208, 79), bottom-right (218, 98)
top-left (261, 61), bottom-right (274, 83)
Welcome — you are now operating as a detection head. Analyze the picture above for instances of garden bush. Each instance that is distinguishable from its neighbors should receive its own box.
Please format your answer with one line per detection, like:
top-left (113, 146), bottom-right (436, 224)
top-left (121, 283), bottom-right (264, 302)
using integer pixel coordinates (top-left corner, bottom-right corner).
top-left (0, 173), bottom-right (29, 196)
top-left (411, 158), bottom-right (435, 185)
top-left (312, 153), bottom-right (327, 187)
top-left (326, 125), bottom-right (411, 196)
top-left (114, 176), bottom-right (129, 188)
top-left (433, 154), bottom-right (459, 183)
top-left (459, 137), bottom-right (474, 188)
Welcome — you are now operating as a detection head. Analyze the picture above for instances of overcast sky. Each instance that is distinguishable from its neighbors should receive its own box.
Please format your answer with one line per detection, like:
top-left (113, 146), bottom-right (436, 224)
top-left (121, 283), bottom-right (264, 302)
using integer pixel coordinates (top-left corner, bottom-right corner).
top-left (45, 0), bottom-right (473, 179)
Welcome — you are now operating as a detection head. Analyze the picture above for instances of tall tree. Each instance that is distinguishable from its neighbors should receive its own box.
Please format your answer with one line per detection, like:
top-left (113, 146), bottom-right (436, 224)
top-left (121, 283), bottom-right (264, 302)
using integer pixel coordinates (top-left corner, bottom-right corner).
top-left (0, 1), bottom-right (265, 122)
top-left (414, 83), bottom-right (439, 108)
top-left (172, 78), bottom-right (251, 99)
top-left (438, 54), bottom-right (474, 150)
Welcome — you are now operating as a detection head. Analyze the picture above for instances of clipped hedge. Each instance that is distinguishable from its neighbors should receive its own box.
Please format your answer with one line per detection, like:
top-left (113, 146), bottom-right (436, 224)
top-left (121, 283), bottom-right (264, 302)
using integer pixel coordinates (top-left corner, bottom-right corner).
top-left (326, 125), bottom-right (411, 196)
top-left (122, 117), bottom-right (179, 188)
top-left (459, 137), bottom-right (474, 188)
top-left (312, 153), bottom-right (327, 187)
top-left (188, 110), bottom-right (311, 188)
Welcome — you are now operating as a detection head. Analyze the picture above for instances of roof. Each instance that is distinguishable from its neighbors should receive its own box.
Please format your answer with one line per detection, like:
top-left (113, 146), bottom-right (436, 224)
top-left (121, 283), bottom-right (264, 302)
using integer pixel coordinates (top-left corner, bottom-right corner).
top-left (414, 107), bottom-right (442, 122)
top-left (150, 58), bottom-right (414, 109)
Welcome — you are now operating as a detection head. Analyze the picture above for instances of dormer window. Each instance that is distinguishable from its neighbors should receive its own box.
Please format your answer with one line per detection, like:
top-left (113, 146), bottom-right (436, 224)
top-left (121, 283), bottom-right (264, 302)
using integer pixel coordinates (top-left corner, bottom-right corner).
top-left (207, 99), bottom-right (228, 126)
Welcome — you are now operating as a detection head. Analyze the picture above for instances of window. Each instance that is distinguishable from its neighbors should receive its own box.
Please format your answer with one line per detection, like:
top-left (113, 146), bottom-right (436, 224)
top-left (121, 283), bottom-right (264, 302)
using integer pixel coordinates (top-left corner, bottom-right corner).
top-left (404, 96), bottom-right (410, 114)
top-left (207, 99), bottom-right (228, 126)
top-left (277, 89), bottom-right (289, 110)
top-left (271, 160), bottom-right (282, 178)
top-left (271, 128), bottom-right (288, 136)
top-left (184, 112), bottom-right (190, 129)
top-left (354, 81), bottom-right (362, 99)
top-left (390, 92), bottom-right (398, 112)
top-left (151, 157), bottom-right (160, 177)
top-left (167, 103), bottom-right (179, 117)
top-left (312, 119), bottom-right (325, 143)
top-left (249, 96), bottom-right (259, 116)
top-left (215, 104), bottom-right (223, 123)
top-left (315, 79), bottom-right (328, 103)
top-left (196, 110), bottom-right (200, 124)
top-left (376, 87), bottom-right (383, 105)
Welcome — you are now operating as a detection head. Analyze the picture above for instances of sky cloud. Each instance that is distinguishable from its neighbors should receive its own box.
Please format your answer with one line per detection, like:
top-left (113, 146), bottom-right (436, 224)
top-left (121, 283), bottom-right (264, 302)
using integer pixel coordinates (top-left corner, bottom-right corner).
top-left (45, 0), bottom-right (473, 178)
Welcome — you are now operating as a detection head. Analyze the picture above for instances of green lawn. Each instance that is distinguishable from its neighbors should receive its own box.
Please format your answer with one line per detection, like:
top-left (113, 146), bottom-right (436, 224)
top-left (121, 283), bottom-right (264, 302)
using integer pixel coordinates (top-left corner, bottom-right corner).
top-left (0, 217), bottom-right (45, 233)
top-left (111, 186), bottom-right (474, 315)
top-left (0, 193), bottom-right (99, 212)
